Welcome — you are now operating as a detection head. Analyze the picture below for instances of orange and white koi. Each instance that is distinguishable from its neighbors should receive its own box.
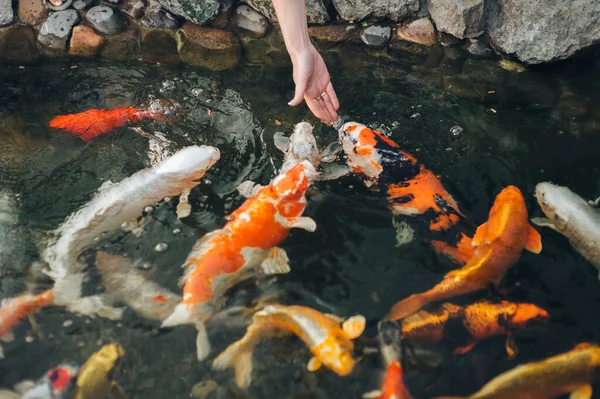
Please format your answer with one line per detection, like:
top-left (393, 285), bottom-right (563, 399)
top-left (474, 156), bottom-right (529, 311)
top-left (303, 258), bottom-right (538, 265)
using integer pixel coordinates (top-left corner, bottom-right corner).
top-left (162, 160), bottom-right (319, 360)
top-left (437, 343), bottom-right (600, 399)
top-left (400, 300), bottom-right (549, 357)
top-left (10, 362), bottom-right (80, 399)
top-left (0, 289), bottom-right (54, 358)
top-left (338, 122), bottom-right (474, 265)
top-left (49, 100), bottom-right (174, 142)
top-left (212, 304), bottom-right (365, 388)
top-left (388, 186), bottom-right (542, 321)
top-left (364, 320), bottom-right (414, 399)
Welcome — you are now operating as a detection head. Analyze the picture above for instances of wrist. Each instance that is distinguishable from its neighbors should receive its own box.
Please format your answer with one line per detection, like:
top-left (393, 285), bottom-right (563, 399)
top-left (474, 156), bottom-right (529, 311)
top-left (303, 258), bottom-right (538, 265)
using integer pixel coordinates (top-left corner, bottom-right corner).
top-left (289, 42), bottom-right (314, 61)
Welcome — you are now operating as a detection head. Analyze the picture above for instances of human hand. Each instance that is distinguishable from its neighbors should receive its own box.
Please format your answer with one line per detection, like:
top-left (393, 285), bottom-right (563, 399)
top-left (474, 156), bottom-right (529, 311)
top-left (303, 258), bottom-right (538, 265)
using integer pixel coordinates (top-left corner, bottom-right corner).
top-left (288, 45), bottom-right (340, 125)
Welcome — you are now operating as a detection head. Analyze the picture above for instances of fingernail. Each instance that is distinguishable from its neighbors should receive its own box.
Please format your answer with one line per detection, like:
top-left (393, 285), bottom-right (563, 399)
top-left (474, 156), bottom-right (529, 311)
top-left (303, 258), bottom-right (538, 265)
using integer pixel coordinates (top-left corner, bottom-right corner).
top-left (287, 101), bottom-right (293, 106)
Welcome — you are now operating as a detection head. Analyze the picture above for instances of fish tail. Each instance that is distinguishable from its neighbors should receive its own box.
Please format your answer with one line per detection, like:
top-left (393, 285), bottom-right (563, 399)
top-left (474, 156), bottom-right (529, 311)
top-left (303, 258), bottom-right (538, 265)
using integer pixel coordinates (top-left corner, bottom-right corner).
top-left (161, 303), bottom-right (196, 328)
top-left (388, 293), bottom-right (432, 321)
top-left (212, 339), bottom-right (255, 388)
top-left (52, 273), bottom-right (84, 306)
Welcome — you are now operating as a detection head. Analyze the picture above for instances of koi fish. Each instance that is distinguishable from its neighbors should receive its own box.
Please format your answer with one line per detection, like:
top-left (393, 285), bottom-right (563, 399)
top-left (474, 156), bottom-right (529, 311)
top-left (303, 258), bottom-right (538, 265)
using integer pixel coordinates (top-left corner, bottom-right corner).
top-left (73, 343), bottom-right (126, 399)
top-left (388, 186), bottom-right (542, 321)
top-left (532, 182), bottom-right (600, 278)
top-left (1, 362), bottom-right (80, 399)
top-left (400, 300), bottom-right (549, 357)
top-left (0, 289), bottom-right (54, 358)
top-left (42, 146), bottom-right (219, 317)
top-left (436, 343), bottom-right (600, 399)
top-left (338, 122), bottom-right (474, 265)
top-left (162, 160), bottom-right (319, 361)
top-left (95, 252), bottom-right (181, 322)
top-left (49, 100), bottom-right (173, 142)
top-left (363, 320), bottom-right (414, 399)
top-left (212, 304), bottom-right (365, 388)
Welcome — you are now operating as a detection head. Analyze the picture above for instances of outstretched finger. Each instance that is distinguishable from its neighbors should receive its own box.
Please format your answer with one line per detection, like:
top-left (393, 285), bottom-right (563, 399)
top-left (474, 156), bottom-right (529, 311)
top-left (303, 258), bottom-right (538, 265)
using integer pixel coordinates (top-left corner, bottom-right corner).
top-left (289, 76), bottom-right (309, 107)
top-left (326, 82), bottom-right (340, 110)
top-left (305, 96), bottom-right (329, 123)
top-left (321, 92), bottom-right (339, 123)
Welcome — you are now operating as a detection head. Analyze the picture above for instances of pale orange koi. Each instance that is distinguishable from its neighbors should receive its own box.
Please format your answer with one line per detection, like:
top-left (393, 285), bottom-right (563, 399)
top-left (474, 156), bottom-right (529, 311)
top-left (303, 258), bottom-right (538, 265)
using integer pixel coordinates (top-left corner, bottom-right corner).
top-left (0, 289), bottom-right (54, 339)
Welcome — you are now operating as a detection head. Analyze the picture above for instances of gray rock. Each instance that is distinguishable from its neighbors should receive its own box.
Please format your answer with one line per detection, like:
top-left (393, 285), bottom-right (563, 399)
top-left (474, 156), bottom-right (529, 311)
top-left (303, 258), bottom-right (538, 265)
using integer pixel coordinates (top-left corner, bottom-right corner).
top-left (245, 0), bottom-right (329, 24)
top-left (233, 4), bottom-right (270, 38)
top-left (427, 0), bottom-right (484, 39)
top-left (140, 4), bottom-right (179, 29)
top-left (360, 25), bottom-right (391, 47)
top-left (38, 9), bottom-right (80, 50)
top-left (72, 0), bottom-right (93, 10)
top-left (487, 0), bottom-right (600, 64)
top-left (0, 0), bottom-right (13, 26)
top-left (122, 0), bottom-right (146, 19)
top-left (332, 0), bottom-right (418, 21)
top-left (85, 5), bottom-right (125, 35)
top-left (466, 38), bottom-right (493, 58)
top-left (155, 0), bottom-right (218, 25)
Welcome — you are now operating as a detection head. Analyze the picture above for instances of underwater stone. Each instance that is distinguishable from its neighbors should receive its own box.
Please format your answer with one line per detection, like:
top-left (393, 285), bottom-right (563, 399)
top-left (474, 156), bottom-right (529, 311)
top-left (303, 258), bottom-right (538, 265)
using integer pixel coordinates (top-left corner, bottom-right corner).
top-left (69, 24), bottom-right (105, 56)
top-left (141, 4), bottom-right (180, 29)
top-left (86, 5), bottom-right (125, 35)
top-left (427, 0), bottom-right (484, 39)
top-left (360, 25), bottom-right (391, 47)
top-left (332, 0), bottom-right (418, 22)
top-left (395, 17), bottom-right (437, 46)
top-left (0, 0), bottom-right (14, 26)
top-left (72, 0), bottom-right (94, 11)
top-left (101, 27), bottom-right (140, 60)
top-left (155, 0), bottom-right (218, 25)
top-left (190, 380), bottom-right (218, 399)
top-left (0, 25), bottom-right (39, 61)
top-left (245, 0), bottom-right (329, 24)
top-left (466, 38), bottom-right (493, 58)
top-left (487, 0), bottom-right (600, 64)
top-left (17, 0), bottom-right (47, 25)
top-left (122, 0), bottom-right (146, 19)
top-left (176, 22), bottom-right (241, 70)
top-left (233, 4), bottom-right (270, 38)
top-left (141, 29), bottom-right (180, 64)
top-left (308, 24), bottom-right (359, 48)
top-left (38, 9), bottom-right (80, 50)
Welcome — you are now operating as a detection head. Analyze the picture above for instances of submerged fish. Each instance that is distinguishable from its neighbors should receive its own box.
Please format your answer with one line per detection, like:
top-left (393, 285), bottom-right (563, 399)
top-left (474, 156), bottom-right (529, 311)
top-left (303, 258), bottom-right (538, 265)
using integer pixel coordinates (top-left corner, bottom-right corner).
top-left (73, 343), bottom-right (126, 399)
top-left (0, 362), bottom-right (80, 399)
top-left (533, 182), bottom-right (600, 278)
top-left (436, 343), bottom-right (600, 399)
top-left (95, 252), bottom-right (181, 322)
top-left (400, 300), bottom-right (549, 357)
top-left (338, 122), bottom-right (475, 265)
top-left (363, 320), bottom-right (414, 399)
top-left (162, 160), bottom-right (319, 361)
top-left (49, 101), bottom-right (173, 142)
top-left (42, 146), bottom-right (220, 315)
top-left (388, 186), bottom-right (542, 321)
top-left (212, 304), bottom-right (365, 388)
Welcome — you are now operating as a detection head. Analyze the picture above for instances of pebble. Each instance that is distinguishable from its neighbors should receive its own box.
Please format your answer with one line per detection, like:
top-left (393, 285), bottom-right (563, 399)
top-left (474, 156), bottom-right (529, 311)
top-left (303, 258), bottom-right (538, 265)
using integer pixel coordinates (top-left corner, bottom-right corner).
top-left (38, 10), bottom-right (80, 50)
top-left (46, 0), bottom-right (73, 11)
top-left (144, 206), bottom-right (154, 213)
top-left (190, 380), bottom-right (218, 399)
top-left (72, 0), bottom-right (93, 10)
top-left (360, 25), bottom-right (392, 47)
top-left (63, 320), bottom-right (73, 327)
top-left (439, 31), bottom-right (463, 47)
top-left (154, 242), bottom-right (168, 252)
top-left (467, 38), bottom-right (494, 58)
top-left (122, 0), bottom-right (146, 19)
top-left (141, 4), bottom-right (180, 29)
top-left (233, 4), bottom-right (271, 38)
top-left (450, 126), bottom-right (463, 135)
top-left (395, 18), bottom-right (437, 46)
top-left (173, 228), bottom-right (181, 234)
top-left (17, 0), bottom-right (47, 25)
top-left (139, 262), bottom-right (153, 270)
top-left (86, 5), bottom-right (125, 35)
top-left (69, 24), bottom-right (106, 57)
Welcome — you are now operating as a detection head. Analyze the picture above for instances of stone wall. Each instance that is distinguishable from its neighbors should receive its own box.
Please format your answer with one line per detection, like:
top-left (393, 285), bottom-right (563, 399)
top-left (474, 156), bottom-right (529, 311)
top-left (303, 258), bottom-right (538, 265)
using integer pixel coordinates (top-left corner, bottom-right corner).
top-left (0, 0), bottom-right (598, 66)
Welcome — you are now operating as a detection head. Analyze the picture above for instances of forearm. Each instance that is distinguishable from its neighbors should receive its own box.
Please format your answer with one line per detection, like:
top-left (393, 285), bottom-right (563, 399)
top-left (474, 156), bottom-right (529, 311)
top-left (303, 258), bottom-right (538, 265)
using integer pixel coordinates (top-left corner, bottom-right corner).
top-left (271, 0), bottom-right (312, 57)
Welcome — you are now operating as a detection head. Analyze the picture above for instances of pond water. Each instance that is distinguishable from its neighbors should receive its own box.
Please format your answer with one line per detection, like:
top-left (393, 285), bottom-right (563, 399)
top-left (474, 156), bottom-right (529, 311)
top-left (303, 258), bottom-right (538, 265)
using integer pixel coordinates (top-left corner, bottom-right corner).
top-left (1, 42), bottom-right (600, 398)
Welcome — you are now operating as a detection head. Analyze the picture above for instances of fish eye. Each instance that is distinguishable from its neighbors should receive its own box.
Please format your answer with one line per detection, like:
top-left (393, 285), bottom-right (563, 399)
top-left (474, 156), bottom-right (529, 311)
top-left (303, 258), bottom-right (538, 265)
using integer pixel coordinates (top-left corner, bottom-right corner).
top-left (48, 370), bottom-right (59, 382)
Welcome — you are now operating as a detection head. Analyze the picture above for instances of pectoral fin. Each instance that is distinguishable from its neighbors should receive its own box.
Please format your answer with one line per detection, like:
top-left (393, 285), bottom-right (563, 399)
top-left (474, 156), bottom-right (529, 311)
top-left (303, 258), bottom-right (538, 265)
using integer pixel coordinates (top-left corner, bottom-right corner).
top-left (471, 222), bottom-right (488, 247)
top-left (237, 181), bottom-right (264, 199)
top-left (307, 357), bottom-right (322, 372)
top-left (259, 247), bottom-right (291, 275)
top-left (273, 132), bottom-right (290, 153)
top-left (196, 323), bottom-right (211, 361)
top-left (505, 334), bottom-right (518, 359)
top-left (318, 164), bottom-right (351, 181)
top-left (342, 315), bottom-right (366, 339)
top-left (525, 225), bottom-right (542, 254)
top-left (531, 217), bottom-right (557, 230)
top-left (453, 342), bottom-right (477, 355)
top-left (0, 332), bottom-right (15, 343)
top-left (289, 216), bottom-right (317, 232)
top-left (109, 382), bottom-right (127, 399)
top-left (362, 390), bottom-right (382, 399)
top-left (570, 385), bottom-right (592, 399)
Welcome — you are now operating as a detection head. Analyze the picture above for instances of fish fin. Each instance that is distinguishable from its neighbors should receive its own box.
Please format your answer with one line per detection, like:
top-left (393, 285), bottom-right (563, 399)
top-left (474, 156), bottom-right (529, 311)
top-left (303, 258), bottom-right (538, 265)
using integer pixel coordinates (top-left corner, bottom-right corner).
top-left (237, 181), bottom-right (264, 199)
top-left (52, 273), bottom-right (84, 305)
top-left (0, 332), bottom-right (15, 343)
top-left (109, 382), bottom-right (127, 399)
top-left (453, 342), bottom-right (477, 355)
top-left (362, 390), bottom-right (381, 399)
top-left (307, 357), bottom-right (322, 372)
top-left (342, 315), bottom-right (366, 339)
top-left (505, 335), bottom-right (518, 359)
top-left (531, 217), bottom-right (557, 230)
top-left (589, 197), bottom-right (600, 207)
top-left (392, 217), bottom-right (415, 247)
top-left (570, 385), bottom-right (592, 399)
top-left (196, 323), bottom-right (211, 361)
top-left (176, 187), bottom-right (192, 219)
top-left (323, 313), bottom-right (345, 324)
top-left (66, 295), bottom-right (124, 320)
top-left (161, 303), bottom-right (195, 328)
top-left (212, 341), bottom-right (254, 388)
top-left (259, 247), bottom-right (291, 275)
top-left (273, 132), bottom-right (290, 153)
top-left (471, 222), bottom-right (488, 247)
top-left (388, 293), bottom-right (430, 321)
top-left (317, 164), bottom-right (351, 181)
top-left (524, 225), bottom-right (542, 254)
top-left (444, 269), bottom-right (461, 279)
top-left (319, 141), bottom-right (342, 163)
top-left (289, 216), bottom-right (317, 232)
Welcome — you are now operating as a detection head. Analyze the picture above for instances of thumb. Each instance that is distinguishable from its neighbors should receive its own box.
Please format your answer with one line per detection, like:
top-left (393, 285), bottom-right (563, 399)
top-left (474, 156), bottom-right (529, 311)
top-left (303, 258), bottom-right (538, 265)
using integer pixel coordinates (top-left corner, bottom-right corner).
top-left (288, 78), bottom-right (308, 106)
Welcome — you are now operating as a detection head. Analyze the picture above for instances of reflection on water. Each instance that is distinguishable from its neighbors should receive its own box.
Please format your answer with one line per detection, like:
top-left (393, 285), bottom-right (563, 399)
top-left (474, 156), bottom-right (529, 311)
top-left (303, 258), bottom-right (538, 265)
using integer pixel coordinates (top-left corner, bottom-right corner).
top-left (1, 44), bottom-right (600, 398)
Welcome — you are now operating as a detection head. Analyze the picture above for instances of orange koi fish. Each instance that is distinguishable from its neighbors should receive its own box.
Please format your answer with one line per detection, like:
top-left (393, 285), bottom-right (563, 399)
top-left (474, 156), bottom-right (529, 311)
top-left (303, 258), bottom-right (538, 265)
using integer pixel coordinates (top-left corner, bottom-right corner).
top-left (161, 160), bottom-right (319, 360)
top-left (364, 320), bottom-right (414, 399)
top-left (388, 186), bottom-right (542, 321)
top-left (437, 343), bottom-right (600, 399)
top-left (400, 300), bottom-right (549, 357)
top-left (49, 100), bottom-right (172, 142)
top-left (212, 304), bottom-right (365, 388)
top-left (338, 122), bottom-right (474, 265)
